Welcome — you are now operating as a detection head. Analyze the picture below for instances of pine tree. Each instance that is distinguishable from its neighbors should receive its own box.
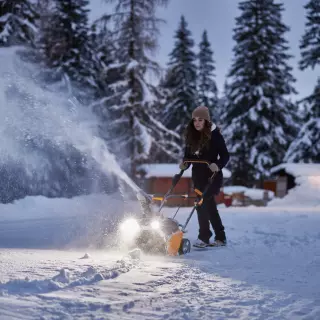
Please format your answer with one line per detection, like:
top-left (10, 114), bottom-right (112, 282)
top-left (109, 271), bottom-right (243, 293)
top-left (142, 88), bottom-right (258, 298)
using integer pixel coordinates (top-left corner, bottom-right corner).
top-left (222, 0), bottom-right (299, 185)
top-left (285, 0), bottom-right (320, 163)
top-left (102, 0), bottom-right (181, 179)
top-left (89, 14), bottom-right (116, 96)
top-left (162, 15), bottom-right (198, 135)
top-left (32, 0), bottom-right (56, 63)
top-left (198, 30), bottom-right (218, 121)
top-left (285, 78), bottom-right (320, 163)
top-left (299, 0), bottom-right (320, 71)
top-left (36, 0), bottom-right (94, 87)
top-left (0, 0), bottom-right (38, 46)
top-left (89, 13), bottom-right (127, 150)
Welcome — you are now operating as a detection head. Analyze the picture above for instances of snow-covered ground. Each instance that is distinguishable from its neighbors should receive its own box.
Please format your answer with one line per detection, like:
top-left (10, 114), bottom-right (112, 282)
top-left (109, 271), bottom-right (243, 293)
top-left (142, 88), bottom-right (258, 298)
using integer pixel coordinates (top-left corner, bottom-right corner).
top-left (0, 189), bottom-right (320, 319)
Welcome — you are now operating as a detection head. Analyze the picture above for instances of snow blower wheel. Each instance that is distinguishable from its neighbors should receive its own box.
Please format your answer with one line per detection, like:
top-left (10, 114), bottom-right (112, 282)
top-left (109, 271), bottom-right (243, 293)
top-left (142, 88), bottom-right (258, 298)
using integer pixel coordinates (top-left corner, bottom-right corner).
top-left (179, 238), bottom-right (191, 255)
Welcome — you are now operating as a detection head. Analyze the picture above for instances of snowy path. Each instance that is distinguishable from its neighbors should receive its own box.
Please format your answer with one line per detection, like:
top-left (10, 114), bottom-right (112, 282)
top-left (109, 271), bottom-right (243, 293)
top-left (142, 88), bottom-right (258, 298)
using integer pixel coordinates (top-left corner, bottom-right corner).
top-left (0, 248), bottom-right (318, 320)
top-left (1, 205), bottom-right (320, 319)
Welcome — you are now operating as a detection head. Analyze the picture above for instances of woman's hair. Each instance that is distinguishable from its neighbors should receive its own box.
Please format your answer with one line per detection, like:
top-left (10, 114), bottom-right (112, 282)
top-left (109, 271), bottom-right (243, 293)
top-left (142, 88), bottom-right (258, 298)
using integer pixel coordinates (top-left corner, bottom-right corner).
top-left (184, 119), bottom-right (212, 153)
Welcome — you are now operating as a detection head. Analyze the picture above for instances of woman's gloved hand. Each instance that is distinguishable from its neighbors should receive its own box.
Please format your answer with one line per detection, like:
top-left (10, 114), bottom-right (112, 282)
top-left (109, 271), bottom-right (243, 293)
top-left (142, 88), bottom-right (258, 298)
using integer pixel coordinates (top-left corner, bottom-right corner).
top-left (208, 162), bottom-right (220, 173)
top-left (179, 162), bottom-right (188, 170)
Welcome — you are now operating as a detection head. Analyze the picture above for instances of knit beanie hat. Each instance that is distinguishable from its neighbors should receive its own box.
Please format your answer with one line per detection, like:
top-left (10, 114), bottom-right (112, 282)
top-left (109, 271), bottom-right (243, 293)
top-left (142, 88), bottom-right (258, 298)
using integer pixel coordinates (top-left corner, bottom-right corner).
top-left (192, 106), bottom-right (210, 121)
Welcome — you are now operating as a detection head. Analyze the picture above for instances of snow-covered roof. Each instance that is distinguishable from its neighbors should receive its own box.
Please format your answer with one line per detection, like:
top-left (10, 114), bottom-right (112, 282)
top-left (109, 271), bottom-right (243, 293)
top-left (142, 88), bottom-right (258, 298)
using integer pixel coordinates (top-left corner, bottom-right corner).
top-left (270, 163), bottom-right (320, 178)
top-left (269, 164), bottom-right (320, 207)
top-left (140, 163), bottom-right (231, 178)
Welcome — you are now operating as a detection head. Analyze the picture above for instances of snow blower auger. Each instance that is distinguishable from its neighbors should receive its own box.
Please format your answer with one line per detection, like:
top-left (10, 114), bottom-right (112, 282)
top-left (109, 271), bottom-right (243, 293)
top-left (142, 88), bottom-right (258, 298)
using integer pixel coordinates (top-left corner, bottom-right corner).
top-left (118, 160), bottom-right (217, 256)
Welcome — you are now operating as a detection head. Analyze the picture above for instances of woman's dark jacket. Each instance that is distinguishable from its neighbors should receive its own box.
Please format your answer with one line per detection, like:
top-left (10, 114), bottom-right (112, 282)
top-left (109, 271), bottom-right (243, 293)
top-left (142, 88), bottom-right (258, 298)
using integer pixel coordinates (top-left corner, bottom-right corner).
top-left (183, 127), bottom-right (230, 195)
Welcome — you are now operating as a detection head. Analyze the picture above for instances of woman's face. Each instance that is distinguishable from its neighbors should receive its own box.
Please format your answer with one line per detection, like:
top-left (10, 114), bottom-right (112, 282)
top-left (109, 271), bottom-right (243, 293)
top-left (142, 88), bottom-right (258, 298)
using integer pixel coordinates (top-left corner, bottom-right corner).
top-left (193, 117), bottom-right (205, 131)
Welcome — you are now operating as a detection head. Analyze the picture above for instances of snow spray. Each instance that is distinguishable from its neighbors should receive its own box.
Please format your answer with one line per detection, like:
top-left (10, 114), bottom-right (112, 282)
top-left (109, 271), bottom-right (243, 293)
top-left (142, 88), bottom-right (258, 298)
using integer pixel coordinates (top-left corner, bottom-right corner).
top-left (0, 47), bottom-right (139, 195)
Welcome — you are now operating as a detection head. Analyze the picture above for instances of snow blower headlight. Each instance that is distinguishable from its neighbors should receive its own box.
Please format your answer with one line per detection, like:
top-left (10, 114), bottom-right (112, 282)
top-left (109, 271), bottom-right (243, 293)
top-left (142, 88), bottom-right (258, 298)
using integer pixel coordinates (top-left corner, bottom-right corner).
top-left (119, 218), bottom-right (140, 236)
top-left (150, 220), bottom-right (161, 230)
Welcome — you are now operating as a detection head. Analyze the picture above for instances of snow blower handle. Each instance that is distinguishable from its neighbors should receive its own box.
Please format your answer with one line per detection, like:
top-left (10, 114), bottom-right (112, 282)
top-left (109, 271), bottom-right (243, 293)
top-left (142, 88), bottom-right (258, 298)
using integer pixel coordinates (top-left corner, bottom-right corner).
top-left (183, 159), bottom-right (211, 166)
top-left (181, 170), bottom-right (218, 232)
top-left (172, 169), bottom-right (185, 186)
top-left (155, 169), bottom-right (185, 214)
top-left (182, 159), bottom-right (216, 182)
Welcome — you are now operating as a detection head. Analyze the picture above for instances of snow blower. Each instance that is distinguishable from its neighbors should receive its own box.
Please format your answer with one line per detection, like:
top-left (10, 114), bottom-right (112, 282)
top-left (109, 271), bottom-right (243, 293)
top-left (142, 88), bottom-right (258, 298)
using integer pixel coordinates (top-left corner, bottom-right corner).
top-left (118, 160), bottom-right (217, 256)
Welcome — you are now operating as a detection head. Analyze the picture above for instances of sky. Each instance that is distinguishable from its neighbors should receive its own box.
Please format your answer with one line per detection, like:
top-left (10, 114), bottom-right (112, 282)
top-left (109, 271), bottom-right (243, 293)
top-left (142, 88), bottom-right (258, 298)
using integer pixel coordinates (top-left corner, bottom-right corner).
top-left (89, 0), bottom-right (319, 101)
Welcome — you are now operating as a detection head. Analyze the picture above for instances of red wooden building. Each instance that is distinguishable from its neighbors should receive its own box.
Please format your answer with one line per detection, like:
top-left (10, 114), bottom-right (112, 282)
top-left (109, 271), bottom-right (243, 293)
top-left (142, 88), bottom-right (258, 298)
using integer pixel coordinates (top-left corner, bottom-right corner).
top-left (140, 164), bottom-right (232, 207)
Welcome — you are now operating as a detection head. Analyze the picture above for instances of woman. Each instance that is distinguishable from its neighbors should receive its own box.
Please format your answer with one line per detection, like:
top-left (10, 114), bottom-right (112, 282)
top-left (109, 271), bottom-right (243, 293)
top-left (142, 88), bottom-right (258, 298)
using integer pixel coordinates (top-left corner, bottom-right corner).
top-left (180, 106), bottom-right (230, 248)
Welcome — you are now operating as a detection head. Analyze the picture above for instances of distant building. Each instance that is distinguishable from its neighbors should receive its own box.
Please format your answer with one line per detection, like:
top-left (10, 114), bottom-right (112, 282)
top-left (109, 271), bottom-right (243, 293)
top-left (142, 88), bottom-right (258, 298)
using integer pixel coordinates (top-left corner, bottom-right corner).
top-left (270, 163), bottom-right (320, 198)
top-left (139, 163), bottom-right (232, 207)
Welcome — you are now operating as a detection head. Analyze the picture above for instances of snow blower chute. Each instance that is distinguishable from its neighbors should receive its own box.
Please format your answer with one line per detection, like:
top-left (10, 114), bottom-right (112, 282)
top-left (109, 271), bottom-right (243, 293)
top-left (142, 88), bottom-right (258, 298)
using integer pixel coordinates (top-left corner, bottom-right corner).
top-left (118, 160), bottom-right (217, 256)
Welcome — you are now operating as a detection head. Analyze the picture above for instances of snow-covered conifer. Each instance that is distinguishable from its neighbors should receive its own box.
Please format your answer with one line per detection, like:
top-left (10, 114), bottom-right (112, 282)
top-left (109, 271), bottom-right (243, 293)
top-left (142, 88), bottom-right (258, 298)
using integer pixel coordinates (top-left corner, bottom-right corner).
top-left (162, 15), bottom-right (198, 135)
top-left (102, 0), bottom-right (181, 178)
top-left (299, 0), bottom-right (320, 70)
top-left (0, 0), bottom-right (38, 46)
top-left (198, 30), bottom-right (218, 120)
top-left (222, 0), bottom-right (299, 185)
